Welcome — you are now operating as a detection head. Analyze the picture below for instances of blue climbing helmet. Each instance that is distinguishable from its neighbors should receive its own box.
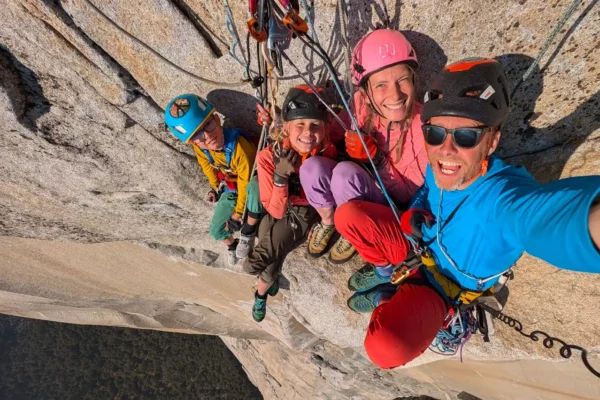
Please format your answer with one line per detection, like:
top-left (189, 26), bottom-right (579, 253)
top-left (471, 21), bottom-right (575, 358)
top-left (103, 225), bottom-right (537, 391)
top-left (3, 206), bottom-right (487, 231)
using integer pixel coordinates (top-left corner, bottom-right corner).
top-left (164, 94), bottom-right (215, 143)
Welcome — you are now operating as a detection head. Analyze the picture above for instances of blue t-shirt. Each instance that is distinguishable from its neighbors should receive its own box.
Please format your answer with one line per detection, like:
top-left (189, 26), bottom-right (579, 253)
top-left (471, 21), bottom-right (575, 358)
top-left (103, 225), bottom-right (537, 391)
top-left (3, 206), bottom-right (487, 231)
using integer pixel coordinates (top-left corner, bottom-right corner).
top-left (410, 155), bottom-right (600, 291)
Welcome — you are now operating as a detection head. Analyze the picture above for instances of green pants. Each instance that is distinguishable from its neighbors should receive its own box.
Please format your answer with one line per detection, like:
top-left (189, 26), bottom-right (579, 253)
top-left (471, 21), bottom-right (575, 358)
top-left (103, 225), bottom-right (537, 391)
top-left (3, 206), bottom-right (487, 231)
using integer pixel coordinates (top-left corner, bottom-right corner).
top-left (209, 176), bottom-right (263, 241)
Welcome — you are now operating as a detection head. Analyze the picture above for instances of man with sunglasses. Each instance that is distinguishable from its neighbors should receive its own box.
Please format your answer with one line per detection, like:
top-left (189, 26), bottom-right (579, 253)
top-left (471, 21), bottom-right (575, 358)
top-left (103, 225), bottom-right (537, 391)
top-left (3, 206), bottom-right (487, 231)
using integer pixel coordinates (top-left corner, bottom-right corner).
top-left (165, 94), bottom-right (261, 266)
top-left (334, 58), bottom-right (600, 368)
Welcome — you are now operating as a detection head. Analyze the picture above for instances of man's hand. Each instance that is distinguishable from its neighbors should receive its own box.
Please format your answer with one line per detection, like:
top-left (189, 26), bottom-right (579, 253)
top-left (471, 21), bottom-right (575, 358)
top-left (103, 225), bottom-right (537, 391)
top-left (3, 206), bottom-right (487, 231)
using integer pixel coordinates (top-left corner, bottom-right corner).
top-left (205, 189), bottom-right (218, 203)
top-left (401, 208), bottom-right (435, 240)
top-left (273, 145), bottom-right (300, 186)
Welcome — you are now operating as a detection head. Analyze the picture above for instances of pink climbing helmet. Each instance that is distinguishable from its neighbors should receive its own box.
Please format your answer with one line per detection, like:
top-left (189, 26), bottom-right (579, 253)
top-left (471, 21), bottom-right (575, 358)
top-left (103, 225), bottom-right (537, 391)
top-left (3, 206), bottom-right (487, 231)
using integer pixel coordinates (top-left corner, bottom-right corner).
top-left (351, 29), bottom-right (418, 87)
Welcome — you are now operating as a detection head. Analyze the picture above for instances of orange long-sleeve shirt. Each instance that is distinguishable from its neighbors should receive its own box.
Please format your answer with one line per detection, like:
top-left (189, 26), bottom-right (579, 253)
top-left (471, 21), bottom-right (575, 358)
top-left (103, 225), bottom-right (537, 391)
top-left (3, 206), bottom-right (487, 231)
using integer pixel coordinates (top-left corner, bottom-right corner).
top-left (257, 144), bottom-right (336, 219)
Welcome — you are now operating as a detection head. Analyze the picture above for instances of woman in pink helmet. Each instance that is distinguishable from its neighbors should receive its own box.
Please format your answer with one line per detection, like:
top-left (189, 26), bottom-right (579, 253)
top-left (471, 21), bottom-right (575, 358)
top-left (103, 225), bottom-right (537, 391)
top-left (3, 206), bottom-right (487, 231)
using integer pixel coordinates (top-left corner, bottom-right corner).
top-left (296, 29), bottom-right (428, 266)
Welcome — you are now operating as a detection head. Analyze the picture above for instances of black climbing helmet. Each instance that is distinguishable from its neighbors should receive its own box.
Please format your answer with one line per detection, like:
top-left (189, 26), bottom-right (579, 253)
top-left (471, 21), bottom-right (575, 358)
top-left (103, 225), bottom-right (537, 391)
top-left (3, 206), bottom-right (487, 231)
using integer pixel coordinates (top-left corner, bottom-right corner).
top-left (282, 85), bottom-right (329, 122)
top-left (421, 58), bottom-right (511, 128)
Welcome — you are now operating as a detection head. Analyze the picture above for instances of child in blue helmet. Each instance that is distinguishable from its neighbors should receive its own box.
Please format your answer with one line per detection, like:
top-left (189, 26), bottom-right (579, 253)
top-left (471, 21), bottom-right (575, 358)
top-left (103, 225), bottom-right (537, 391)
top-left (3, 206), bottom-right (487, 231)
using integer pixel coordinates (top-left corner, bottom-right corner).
top-left (165, 94), bottom-right (262, 266)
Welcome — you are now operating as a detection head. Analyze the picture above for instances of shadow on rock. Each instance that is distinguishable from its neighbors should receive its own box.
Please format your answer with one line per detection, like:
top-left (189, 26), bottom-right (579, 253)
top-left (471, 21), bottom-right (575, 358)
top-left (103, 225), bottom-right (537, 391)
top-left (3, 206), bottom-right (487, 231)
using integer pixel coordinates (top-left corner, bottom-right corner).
top-left (207, 89), bottom-right (261, 138)
top-left (498, 53), bottom-right (600, 183)
top-left (0, 44), bottom-right (50, 132)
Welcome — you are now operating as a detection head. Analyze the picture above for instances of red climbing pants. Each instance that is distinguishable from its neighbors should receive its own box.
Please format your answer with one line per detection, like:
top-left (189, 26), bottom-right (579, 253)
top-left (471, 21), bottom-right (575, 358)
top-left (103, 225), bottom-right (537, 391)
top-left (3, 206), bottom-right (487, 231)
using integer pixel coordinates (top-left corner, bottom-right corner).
top-left (335, 200), bottom-right (448, 368)
top-left (334, 200), bottom-right (410, 266)
top-left (364, 272), bottom-right (448, 368)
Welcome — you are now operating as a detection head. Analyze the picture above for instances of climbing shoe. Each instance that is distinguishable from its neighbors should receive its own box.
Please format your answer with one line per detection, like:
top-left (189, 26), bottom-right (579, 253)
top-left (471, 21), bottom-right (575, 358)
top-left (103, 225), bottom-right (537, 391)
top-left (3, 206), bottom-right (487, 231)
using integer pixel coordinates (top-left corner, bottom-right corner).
top-left (227, 239), bottom-right (239, 267)
top-left (267, 279), bottom-right (279, 297)
top-left (308, 222), bottom-right (336, 257)
top-left (328, 236), bottom-right (356, 264)
top-left (252, 291), bottom-right (268, 322)
top-left (236, 233), bottom-right (255, 260)
top-left (347, 283), bottom-right (397, 313)
top-left (348, 264), bottom-right (392, 292)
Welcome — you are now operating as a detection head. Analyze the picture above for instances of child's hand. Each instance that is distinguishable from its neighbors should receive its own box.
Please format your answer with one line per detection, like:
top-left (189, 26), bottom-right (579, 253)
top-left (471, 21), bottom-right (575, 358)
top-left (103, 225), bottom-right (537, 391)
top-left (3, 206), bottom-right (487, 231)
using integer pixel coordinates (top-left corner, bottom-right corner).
top-left (274, 147), bottom-right (300, 179)
top-left (256, 103), bottom-right (272, 126)
top-left (205, 189), bottom-right (218, 203)
top-left (226, 215), bottom-right (242, 232)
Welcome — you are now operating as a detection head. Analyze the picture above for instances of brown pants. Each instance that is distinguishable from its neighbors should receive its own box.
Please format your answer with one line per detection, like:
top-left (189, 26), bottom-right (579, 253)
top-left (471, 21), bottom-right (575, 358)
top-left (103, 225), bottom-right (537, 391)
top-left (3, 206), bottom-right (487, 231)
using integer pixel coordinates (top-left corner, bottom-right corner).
top-left (243, 206), bottom-right (318, 283)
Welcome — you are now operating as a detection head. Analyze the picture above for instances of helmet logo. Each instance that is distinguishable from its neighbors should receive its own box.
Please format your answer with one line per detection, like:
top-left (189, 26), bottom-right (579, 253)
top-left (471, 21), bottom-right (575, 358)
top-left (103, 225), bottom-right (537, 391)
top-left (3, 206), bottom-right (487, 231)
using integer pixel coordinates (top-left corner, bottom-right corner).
top-left (174, 125), bottom-right (187, 134)
top-left (480, 85), bottom-right (495, 100)
top-left (379, 43), bottom-right (396, 59)
top-left (169, 98), bottom-right (190, 118)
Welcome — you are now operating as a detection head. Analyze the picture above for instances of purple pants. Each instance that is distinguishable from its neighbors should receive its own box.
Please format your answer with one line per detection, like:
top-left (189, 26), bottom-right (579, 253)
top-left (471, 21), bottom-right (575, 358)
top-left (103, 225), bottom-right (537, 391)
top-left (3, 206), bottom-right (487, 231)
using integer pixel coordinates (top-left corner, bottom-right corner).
top-left (299, 157), bottom-right (386, 209)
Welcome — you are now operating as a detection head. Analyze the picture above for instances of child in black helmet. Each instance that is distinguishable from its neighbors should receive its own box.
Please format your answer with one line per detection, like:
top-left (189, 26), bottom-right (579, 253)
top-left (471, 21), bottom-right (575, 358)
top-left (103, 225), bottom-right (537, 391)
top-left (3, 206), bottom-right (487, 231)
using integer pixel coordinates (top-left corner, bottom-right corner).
top-left (243, 85), bottom-right (337, 322)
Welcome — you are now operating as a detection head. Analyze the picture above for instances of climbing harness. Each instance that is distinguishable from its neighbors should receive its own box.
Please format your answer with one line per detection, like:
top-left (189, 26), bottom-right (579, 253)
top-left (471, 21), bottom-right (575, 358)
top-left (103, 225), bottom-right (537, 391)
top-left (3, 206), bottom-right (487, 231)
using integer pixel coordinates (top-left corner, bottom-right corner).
top-left (201, 128), bottom-right (252, 194)
top-left (82, 0), bottom-right (246, 88)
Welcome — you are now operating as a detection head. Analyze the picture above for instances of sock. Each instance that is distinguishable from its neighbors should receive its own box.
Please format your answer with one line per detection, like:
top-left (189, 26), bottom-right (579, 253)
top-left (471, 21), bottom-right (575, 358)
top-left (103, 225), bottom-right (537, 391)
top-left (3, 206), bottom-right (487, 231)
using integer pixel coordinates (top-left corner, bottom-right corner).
top-left (374, 264), bottom-right (395, 277)
top-left (256, 291), bottom-right (268, 300)
top-left (227, 239), bottom-right (239, 251)
top-left (241, 223), bottom-right (257, 236)
top-left (373, 291), bottom-right (394, 307)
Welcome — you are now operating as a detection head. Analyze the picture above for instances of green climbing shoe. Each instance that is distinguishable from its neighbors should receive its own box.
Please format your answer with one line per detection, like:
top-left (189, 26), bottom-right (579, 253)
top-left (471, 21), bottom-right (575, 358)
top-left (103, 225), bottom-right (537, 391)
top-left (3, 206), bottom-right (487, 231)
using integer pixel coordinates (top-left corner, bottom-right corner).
top-left (267, 279), bottom-right (279, 297)
top-left (348, 264), bottom-right (391, 292)
top-left (347, 284), bottom-right (397, 313)
top-left (252, 292), bottom-right (267, 322)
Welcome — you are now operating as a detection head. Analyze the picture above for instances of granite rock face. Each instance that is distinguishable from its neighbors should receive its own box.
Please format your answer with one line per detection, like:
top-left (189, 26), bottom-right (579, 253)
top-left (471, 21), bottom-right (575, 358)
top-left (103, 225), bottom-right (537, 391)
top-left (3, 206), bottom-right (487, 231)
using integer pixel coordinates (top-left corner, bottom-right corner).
top-left (1, 1), bottom-right (599, 399)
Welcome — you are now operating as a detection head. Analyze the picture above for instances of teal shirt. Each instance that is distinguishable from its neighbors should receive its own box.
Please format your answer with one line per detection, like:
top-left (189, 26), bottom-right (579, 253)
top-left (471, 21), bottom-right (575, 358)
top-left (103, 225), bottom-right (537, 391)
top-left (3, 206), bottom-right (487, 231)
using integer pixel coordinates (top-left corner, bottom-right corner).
top-left (410, 155), bottom-right (600, 291)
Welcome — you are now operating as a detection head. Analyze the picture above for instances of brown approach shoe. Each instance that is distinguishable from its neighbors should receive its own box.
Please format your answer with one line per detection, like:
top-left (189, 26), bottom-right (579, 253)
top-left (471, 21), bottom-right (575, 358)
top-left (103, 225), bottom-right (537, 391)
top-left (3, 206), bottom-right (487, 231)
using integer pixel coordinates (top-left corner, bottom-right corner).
top-left (307, 222), bottom-right (336, 258)
top-left (328, 236), bottom-right (357, 265)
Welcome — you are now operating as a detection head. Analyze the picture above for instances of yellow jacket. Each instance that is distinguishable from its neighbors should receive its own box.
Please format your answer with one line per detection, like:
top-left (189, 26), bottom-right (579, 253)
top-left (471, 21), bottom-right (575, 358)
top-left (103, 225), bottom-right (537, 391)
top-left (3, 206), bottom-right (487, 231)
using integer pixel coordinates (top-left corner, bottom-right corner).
top-left (193, 136), bottom-right (256, 217)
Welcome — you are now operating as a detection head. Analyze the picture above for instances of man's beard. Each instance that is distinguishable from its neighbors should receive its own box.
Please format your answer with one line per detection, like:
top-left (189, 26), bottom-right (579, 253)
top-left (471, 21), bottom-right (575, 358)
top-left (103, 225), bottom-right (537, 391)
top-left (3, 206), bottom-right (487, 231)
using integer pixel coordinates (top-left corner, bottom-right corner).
top-left (432, 152), bottom-right (488, 191)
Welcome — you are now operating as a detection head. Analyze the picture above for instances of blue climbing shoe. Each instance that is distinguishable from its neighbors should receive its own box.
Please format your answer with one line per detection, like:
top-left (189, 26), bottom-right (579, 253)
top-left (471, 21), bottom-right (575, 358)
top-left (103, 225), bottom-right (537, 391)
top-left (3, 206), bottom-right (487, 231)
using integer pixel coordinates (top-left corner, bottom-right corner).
top-left (347, 283), bottom-right (397, 313)
top-left (252, 292), bottom-right (267, 322)
top-left (267, 279), bottom-right (279, 297)
top-left (348, 264), bottom-right (391, 292)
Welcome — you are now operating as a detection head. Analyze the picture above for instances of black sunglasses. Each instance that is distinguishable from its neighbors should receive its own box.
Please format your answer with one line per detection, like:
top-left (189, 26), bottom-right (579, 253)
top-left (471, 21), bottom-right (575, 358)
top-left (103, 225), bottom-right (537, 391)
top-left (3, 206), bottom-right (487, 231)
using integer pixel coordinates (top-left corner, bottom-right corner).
top-left (422, 124), bottom-right (493, 149)
top-left (189, 117), bottom-right (218, 143)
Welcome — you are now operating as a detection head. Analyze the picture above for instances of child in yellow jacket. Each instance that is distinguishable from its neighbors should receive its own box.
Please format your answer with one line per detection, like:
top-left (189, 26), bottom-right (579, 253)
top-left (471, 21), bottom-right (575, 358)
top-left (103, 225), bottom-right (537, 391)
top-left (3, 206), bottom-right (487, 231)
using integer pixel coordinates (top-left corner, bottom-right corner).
top-left (165, 94), bottom-right (262, 266)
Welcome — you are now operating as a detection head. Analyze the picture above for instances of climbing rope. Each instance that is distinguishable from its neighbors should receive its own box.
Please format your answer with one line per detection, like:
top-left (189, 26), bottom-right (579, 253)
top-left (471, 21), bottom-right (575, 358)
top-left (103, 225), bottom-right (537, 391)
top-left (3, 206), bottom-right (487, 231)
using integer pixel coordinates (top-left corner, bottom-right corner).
top-left (279, 52), bottom-right (348, 129)
top-left (82, 0), bottom-right (246, 88)
top-left (511, 0), bottom-right (584, 96)
top-left (299, 0), bottom-right (319, 43)
top-left (429, 308), bottom-right (477, 361)
top-left (337, 0), bottom-right (354, 101)
top-left (224, 0), bottom-right (259, 79)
